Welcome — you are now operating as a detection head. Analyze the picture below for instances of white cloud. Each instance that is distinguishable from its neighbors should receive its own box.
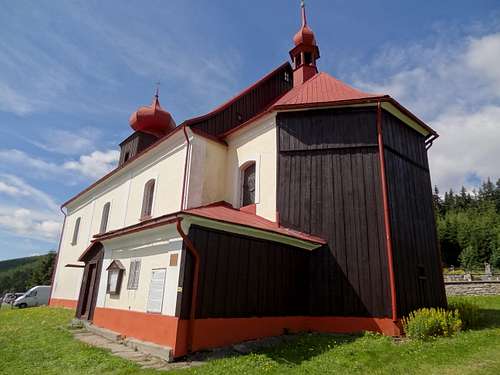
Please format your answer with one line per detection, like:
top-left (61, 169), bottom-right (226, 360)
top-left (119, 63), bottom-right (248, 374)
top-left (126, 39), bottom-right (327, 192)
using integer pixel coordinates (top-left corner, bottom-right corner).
top-left (0, 181), bottom-right (22, 196)
top-left (63, 150), bottom-right (119, 179)
top-left (0, 208), bottom-right (61, 241)
top-left (465, 33), bottom-right (500, 86)
top-left (0, 174), bottom-right (58, 212)
top-left (349, 31), bottom-right (500, 192)
top-left (0, 175), bottom-right (61, 242)
top-left (0, 148), bottom-right (119, 182)
top-left (0, 82), bottom-right (36, 115)
top-left (0, 149), bottom-right (60, 178)
top-left (31, 127), bottom-right (103, 156)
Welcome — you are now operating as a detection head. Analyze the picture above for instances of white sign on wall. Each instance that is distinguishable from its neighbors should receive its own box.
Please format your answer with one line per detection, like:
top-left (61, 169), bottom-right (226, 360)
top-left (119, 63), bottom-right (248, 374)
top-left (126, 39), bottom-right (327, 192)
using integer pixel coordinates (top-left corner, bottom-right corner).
top-left (147, 268), bottom-right (166, 313)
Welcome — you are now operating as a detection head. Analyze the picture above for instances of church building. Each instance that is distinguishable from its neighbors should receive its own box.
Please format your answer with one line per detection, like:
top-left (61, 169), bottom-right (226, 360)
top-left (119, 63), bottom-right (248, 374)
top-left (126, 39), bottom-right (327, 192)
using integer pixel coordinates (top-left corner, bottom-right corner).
top-left (49, 3), bottom-right (446, 359)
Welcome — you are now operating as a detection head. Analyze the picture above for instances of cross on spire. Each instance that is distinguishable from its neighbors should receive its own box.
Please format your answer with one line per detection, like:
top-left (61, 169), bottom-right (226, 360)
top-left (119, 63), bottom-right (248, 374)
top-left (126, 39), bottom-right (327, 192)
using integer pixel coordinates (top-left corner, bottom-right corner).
top-left (154, 81), bottom-right (160, 98)
top-left (301, 0), bottom-right (307, 26)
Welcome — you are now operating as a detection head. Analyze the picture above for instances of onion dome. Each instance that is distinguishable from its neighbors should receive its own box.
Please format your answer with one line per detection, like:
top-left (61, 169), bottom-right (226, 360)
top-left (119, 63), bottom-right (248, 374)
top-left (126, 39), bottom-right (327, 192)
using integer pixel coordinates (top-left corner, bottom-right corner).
top-left (129, 92), bottom-right (176, 137)
top-left (293, 1), bottom-right (316, 46)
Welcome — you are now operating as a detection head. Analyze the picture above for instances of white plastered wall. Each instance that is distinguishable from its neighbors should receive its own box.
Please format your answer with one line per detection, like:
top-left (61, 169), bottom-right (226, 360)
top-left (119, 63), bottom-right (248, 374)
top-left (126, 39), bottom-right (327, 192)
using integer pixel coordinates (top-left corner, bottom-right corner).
top-left (52, 130), bottom-right (187, 302)
top-left (186, 133), bottom-right (227, 209)
top-left (96, 224), bottom-right (183, 316)
top-left (225, 113), bottom-right (277, 221)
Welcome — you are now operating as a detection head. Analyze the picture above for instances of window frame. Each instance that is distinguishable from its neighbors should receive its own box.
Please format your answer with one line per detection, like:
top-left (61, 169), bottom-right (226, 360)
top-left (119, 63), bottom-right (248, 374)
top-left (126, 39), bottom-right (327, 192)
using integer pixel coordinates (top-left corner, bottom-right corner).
top-left (71, 217), bottom-right (81, 246)
top-left (140, 179), bottom-right (156, 220)
top-left (127, 259), bottom-right (141, 290)
top-left (240, 161), bottom-right (257, 207)
top-left (106, 260), bottom-right (125, 295)
top-left (99, 202), bottom-right (111, 234)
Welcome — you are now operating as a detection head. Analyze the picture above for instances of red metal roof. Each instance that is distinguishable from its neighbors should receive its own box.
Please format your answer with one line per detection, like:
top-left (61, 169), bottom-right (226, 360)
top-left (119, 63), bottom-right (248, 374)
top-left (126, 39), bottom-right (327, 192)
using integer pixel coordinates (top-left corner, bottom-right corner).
top-left (183, 202), bottom-right (326, 245)
top-left (91, 202), bottom-right (326, 246)
top-left (273, 72), bottom-right (380, 108)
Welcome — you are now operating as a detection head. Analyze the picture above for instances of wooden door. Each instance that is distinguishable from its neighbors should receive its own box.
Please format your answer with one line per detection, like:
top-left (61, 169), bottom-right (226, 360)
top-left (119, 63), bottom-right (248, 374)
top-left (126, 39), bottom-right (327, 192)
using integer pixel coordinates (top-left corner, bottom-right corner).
top-left (76, 244), bottom-right (103, 321)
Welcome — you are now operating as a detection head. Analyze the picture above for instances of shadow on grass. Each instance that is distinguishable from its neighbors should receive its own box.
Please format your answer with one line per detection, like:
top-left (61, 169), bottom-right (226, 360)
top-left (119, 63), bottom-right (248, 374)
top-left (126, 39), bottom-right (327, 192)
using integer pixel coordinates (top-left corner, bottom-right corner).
top-left (254, 333), bottom-right (360, 365)
top-left (475, 308), bottom-right (500, 330)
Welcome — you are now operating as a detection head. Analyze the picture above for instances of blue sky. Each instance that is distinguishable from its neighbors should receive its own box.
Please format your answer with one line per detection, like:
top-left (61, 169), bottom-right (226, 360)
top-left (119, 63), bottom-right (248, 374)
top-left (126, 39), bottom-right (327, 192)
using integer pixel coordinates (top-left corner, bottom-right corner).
top-left (1, 0), bottom-right (500, 261)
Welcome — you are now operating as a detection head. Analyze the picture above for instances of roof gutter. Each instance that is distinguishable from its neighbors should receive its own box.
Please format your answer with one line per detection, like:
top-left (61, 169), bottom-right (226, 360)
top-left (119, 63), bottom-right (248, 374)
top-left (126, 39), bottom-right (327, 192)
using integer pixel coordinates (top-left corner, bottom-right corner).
top-left (176, 218), bottom-right (200, 353)
top-left (425, 133), bottom-right (438, 150)
top-left (181, 124), bottom-right (191, 210)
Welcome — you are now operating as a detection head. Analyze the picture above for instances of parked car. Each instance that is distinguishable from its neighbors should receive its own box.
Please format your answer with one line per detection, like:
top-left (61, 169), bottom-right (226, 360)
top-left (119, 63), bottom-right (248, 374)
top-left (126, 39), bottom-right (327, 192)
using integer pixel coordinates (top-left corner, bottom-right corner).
top-left (13, 286), bottom-right (51, 308)
top-left (2, 293), bottom-right (24, 305)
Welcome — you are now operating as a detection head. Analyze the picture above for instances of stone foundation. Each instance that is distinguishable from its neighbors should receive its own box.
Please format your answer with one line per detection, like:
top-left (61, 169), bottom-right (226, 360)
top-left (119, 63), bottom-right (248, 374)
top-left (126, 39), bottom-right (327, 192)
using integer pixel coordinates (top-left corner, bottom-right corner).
top-left (445, 281), bottom-right (500, 296)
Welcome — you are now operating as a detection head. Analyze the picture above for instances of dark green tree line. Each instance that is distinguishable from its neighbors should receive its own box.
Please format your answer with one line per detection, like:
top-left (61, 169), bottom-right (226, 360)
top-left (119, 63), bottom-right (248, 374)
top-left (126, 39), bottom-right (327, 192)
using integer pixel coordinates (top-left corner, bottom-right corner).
top-left (435, 178), bottom-right (500, 270)
top-left (0, 252), bottom-right (56, 295)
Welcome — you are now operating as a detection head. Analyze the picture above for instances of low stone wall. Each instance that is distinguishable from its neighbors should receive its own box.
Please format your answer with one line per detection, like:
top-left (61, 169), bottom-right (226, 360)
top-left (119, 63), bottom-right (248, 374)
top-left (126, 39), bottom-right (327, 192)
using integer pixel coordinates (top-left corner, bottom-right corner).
top-left (445, 281), bottom-right (500, 296)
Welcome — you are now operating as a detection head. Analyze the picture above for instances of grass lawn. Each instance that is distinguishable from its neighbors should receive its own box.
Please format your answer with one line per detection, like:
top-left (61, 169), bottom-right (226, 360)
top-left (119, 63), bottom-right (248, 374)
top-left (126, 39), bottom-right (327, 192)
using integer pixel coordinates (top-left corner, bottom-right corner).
top-left (1, 296), bottom-right (500, 374)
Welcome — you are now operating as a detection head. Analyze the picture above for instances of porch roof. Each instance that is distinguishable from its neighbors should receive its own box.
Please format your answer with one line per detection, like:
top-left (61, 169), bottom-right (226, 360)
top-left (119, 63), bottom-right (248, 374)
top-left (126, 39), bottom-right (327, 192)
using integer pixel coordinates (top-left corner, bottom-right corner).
top-left (87, 202), bottom-right (326, 254)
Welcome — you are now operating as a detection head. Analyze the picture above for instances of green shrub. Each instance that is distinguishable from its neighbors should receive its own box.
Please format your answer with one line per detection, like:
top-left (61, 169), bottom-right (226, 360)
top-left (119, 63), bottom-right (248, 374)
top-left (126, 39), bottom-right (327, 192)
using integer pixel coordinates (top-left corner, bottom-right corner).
top-left (448, 299), bottom-right (481, 329)
top-left (402, 308), bottom-right (462, 340)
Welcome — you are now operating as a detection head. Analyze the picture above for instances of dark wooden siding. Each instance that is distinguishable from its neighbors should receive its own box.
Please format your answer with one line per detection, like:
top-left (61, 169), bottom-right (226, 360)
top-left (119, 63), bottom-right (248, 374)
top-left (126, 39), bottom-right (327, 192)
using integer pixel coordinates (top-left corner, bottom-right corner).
top-left (119, 131), bottom-right (158, 166)
top-left (189, 64), bottom-right (293, 136)
top-left (179, 225), bottom-right (310, 319)
top-left (382, 111), bottom-right (446, 316)
top-left (277, 108), bottom-right (391, 317)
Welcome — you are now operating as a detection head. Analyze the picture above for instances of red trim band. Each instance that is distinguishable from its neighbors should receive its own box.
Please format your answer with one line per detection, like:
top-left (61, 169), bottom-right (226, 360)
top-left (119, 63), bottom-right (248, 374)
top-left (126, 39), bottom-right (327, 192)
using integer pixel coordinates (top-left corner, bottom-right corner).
top-left (377, 102), bottom-right (398, 321)
top-left (49, 298), bottom-right (78, 309)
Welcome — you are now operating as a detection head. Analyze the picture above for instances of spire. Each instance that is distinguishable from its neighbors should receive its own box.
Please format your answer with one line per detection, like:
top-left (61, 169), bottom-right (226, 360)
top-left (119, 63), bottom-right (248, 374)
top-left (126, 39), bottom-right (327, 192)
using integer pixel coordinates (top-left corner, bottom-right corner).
top-left (301, 0), bottom-right (307, 27)
top-left (290, 0), bottom-right (320, 86)
top-left (154, 81), bottom-right (160, 99)
top-left (152, 81), bottom-right (161, 109)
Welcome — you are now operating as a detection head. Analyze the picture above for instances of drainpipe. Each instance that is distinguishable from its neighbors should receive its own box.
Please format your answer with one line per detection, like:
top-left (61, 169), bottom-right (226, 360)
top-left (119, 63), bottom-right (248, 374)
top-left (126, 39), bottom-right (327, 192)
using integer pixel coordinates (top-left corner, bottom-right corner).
top-left (181, 125), bottom-right (191, 210)
top-left (48, 206), bottom-right (68, 306)
top-left (176, 218), bottom-right (200, 353)
top-left (376, 101), bottom-right (398, 322)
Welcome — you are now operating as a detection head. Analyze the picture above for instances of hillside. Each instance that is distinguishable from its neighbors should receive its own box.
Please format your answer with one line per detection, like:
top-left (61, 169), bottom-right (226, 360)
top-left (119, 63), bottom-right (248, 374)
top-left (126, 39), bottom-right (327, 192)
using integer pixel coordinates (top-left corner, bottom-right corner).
top-left (0, 253), bottom-right (56, 295)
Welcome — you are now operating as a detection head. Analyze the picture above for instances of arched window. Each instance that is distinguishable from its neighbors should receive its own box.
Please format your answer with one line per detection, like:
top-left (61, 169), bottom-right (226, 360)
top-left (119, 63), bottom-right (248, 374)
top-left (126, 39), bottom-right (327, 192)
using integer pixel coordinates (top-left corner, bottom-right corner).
top-left (241, 162), bottom-right (256, 207)
top-left (141, 179), bottom-right (155, 219)
top-left (71, 217), bottom-right (81, 245)
top-left (99, 202), bottom-right (111, 234)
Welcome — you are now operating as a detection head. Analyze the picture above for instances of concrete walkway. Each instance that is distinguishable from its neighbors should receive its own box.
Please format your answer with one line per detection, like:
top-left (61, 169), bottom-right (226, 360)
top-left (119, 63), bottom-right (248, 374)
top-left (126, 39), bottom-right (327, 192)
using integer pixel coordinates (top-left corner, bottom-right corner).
top-left (72, 329), bottom-right (204, 371)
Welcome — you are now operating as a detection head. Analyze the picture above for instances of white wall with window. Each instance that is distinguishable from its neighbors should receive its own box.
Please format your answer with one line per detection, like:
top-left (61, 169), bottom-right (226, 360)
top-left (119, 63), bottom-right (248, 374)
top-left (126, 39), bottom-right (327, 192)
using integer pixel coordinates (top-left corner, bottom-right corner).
top-left (95, 224), bottom-right (183, 317)
top-left (225, 113), bottom-right (277, 220)
top-left (51, 131), bottom-right (187, 304)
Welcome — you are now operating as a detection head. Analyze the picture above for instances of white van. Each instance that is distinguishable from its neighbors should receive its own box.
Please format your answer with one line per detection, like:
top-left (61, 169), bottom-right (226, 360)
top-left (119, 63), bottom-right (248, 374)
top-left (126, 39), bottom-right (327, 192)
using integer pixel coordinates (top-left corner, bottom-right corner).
top-left (13, 286), bottom-right (51, 308)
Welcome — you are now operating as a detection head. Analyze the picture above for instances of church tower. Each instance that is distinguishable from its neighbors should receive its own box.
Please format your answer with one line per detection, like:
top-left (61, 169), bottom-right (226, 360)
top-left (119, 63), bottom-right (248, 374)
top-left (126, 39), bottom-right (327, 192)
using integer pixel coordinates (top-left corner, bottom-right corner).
top-left (289, 1), bottom-right (320, 86)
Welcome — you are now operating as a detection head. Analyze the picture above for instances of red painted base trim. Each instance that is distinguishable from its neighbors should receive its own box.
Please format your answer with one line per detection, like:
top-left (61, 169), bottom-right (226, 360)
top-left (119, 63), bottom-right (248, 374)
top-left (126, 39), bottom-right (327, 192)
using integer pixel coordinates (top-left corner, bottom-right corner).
top-left (93, 307), bottom-right (185, 357)
top-left (91, 307), bottom-right (401, 358)
top-left (49, 298), bottom-right (78, 309)
top-left (188, 316), bottom-right (401, 353)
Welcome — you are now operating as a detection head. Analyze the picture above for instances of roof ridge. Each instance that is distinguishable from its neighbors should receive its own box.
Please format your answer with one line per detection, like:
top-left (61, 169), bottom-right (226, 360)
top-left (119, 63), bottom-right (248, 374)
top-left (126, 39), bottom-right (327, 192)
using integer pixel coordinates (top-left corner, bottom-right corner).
top-left (183, 62), bottom-right (291, 126)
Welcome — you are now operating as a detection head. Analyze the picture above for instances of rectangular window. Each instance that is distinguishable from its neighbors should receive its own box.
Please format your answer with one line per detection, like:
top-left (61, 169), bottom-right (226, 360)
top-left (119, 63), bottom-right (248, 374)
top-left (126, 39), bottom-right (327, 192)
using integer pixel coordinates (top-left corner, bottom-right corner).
top-left (147, 268), bottom-right (166, 313)
top-left (127, 259), bottom-right (141, 290)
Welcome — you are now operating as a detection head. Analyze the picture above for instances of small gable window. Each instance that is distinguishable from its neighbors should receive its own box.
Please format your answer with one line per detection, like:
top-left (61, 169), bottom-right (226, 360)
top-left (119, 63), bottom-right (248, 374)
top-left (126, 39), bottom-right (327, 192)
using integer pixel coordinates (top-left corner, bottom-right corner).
top-left (99, 202), bottom-right (111, 234)
top-left (106, 260), bottom-right (125, 295)
top-left (284, 71), bottom-right (290, 83)
top-left (127, 259), bottom-right (141, 290)
top-left (141, 179), bottom-right (155, 220)
top-left (71, 217), bottom-right (81, 246)
top-left (241, 162), bottom-right (256, 207)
